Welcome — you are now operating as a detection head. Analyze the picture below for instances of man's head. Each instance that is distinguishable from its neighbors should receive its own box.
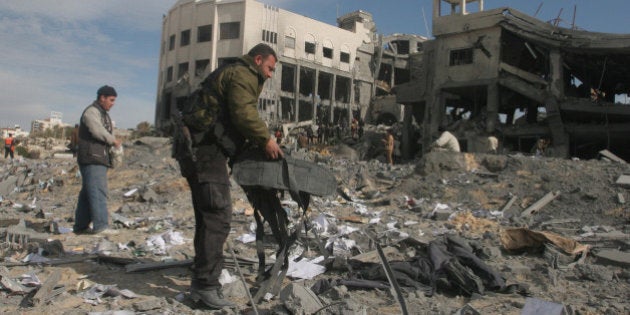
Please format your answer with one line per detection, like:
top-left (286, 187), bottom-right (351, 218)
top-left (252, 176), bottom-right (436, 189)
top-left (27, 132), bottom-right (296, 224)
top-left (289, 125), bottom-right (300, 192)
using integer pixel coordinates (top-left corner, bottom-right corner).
top-left (97, 85), bottom-right (117, 111)
top-left (8, 133), bottom-right (12, 137)
top-left (248, 43), bottom-right (277, 79)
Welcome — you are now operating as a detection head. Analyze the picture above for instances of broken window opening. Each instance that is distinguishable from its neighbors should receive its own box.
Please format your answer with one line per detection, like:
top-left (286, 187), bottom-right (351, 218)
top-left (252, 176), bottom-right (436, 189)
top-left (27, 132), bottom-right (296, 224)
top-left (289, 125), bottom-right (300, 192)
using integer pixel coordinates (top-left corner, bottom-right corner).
top-left (391, 40), bottom-right (410, 55)
top-left (449, 48), bottom-right (473, 66)
top-left (298, 100), bottom-right (314, 121)
top-left (177, 62), bottom-right (189, 79)
top-left (318, 72), bottom-right (333, 104)
top-left (305, 42), bottom-right (316, 54)
top-left (340, 52), bottom-right (350, 63)
top-left (169, 35), bottom-right (175, 51)
top-left (197, 24), bottom-right (212, 42)
top-left (195, 59), bottom-right (209, 77)
top-left (166, 66), bottom-right (173, 82)
top-left (299, 67), bottom-right (316, 97)
top-left (281, 64), bottom-right (296, 93)
top-left (335, 76), bottom-right (351, 103)
top-left (220, 22), bottom-right (240, 40)
top-left (180, 29), bottom-right (191, 47)
top-left (163, 92), bottom-right (172, 118)
top-left (323, 47), bottom-right (333, 59)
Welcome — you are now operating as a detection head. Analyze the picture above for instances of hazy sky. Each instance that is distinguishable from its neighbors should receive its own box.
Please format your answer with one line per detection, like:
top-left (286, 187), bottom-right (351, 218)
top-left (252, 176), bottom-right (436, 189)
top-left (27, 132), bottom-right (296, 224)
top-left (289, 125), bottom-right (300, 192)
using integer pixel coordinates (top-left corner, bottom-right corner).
top-left (1, 0), bottom-right (628, 131)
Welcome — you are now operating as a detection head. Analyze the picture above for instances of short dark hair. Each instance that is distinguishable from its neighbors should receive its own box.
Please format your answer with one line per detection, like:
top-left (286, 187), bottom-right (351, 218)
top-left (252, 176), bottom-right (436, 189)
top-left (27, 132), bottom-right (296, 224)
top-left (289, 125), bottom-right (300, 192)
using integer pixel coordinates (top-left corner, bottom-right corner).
top-left (247, 43), bottom-right (277, 60)
top-left (97, 85), bottom-right (117, 97)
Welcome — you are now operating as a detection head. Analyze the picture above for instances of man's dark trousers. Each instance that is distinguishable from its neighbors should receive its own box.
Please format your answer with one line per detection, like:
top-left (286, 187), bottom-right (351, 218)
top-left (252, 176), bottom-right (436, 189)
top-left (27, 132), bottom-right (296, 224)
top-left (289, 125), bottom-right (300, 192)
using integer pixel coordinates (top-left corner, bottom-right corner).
top-left (186, 156), bottom-right (232, 289)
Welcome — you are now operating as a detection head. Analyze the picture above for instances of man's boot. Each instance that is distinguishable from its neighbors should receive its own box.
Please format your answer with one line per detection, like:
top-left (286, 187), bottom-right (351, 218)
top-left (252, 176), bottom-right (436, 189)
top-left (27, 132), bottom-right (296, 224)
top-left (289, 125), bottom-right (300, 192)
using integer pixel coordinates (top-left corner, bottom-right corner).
top-left (190, 287), bottom-right (236, 309)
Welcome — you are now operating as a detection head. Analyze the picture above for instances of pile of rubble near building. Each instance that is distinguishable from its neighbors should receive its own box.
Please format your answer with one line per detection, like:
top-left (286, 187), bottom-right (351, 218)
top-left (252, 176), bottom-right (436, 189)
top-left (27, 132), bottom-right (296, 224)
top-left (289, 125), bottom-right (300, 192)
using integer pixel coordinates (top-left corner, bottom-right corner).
top-left (0, 133), bottom-right (629, 314)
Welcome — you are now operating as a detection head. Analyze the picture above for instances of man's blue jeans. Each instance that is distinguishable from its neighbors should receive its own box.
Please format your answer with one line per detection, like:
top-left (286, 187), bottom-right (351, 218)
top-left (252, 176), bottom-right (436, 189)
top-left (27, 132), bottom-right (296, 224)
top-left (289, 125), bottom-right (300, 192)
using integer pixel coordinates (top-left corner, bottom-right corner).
top-left (73, 164), bottom-right (109, 232)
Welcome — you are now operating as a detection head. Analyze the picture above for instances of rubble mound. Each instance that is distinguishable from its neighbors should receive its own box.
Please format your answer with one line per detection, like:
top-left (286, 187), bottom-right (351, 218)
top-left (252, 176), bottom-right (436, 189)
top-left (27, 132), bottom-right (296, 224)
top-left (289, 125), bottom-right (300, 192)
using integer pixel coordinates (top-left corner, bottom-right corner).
top-left (0, 137), bottom-right (629, 314)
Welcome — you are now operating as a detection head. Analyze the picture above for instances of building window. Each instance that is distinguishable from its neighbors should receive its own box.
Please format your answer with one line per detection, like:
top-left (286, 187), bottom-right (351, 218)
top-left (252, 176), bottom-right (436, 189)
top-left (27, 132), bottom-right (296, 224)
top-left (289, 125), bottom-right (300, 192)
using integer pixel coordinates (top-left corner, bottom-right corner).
top-left (180, 29), bottom-right (191, 46)
top-left (218, 57), bottom-right (239, 67)
top-left (262, 30), bottom-right (277, 44)
top-left (198, 24), bottom-right (212, 42)
top-left (323, 47), bottom-right (333, 59)
top-left (449, 48), bottom-right (473, 66)
top-left (195, 59), bottom-right (209, 77)
top-left (178, 62), bottom-right (189, 79)
top-left (340, 52), bottom-right (350, 63)
top-left (285, 35), bottom-right (295, 49)
top-left (169, 35), bottom-right (175, 51)
top-left (305, 41), bottom-right (316, 54)
top-left (166, 66), bottom-right (173, 82)
top-left (220, 22), bottom-right (240, 40)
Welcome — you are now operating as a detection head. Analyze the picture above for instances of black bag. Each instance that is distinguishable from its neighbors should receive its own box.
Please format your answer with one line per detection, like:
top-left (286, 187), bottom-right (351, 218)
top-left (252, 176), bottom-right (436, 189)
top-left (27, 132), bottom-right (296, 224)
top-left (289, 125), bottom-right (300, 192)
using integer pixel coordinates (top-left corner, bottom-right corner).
top-left (171, 61), bottom-right (247, 176)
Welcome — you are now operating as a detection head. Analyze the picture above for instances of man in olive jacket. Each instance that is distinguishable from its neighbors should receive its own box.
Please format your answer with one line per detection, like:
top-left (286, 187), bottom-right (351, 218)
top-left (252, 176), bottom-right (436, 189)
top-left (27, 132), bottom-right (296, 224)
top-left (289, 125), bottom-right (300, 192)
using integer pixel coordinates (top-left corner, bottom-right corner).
top-left (185, 43), bottom-right (283, 309)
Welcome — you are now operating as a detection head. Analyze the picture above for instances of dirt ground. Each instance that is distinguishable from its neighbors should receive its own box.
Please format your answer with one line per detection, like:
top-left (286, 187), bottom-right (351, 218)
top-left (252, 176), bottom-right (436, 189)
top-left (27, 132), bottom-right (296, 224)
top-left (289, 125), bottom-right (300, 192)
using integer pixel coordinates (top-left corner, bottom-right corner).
top-left (1, 135), bottom-right (629, 314)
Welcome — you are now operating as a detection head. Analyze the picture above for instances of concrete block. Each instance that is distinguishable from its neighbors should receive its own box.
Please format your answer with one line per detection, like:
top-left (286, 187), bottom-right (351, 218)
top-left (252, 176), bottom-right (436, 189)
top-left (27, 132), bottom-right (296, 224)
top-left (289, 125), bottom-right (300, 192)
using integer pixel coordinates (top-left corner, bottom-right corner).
top-left (521, 298), bottom-right (567, 315)
top-left (279, 283), bottom-right (324, 315)
top-left (593, 249), bottom-right (630, 267)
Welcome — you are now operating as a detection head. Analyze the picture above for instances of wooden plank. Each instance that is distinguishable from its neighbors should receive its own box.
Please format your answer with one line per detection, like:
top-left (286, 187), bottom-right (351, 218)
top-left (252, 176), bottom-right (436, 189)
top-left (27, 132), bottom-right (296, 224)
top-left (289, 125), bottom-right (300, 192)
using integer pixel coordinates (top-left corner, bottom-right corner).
top-left (32, 269), bottom-right (61, 306)
top-left (599, 150), bottom-right (627, 164)
top-left (520, 191), bottom-right (561, 217)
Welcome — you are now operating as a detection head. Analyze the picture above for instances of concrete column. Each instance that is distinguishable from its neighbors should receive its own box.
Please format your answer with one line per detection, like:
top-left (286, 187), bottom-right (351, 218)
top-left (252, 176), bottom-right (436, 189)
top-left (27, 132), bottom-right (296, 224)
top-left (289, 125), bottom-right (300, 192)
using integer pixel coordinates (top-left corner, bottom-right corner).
top-left (486, 82), bottom-right (499, 133)
top-left (330, 74), bottom-right (336, 124)
top-left (549, 49), bottom-right (564, 99)
top-left (295, 64), bottom-right (301, 122)
top-left (313, 69), bottom-right (319, 121)
top-left (402, 104), bottom-right (413, 159)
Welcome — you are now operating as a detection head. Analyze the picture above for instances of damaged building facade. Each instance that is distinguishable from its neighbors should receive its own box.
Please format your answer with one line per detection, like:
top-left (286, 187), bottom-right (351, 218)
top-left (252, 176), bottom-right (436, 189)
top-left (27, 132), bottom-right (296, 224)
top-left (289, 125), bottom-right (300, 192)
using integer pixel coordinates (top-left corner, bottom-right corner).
top-left (155, 0), bottom-right (375, 130)
top-left (396, 0), bottom-right (630, 160)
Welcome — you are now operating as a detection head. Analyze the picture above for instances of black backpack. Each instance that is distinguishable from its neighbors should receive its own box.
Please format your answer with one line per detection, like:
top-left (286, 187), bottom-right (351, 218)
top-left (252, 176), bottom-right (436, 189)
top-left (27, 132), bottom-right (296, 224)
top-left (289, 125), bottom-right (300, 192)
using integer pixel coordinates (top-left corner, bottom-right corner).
top-left (171, 61), bottom-right (246, 176)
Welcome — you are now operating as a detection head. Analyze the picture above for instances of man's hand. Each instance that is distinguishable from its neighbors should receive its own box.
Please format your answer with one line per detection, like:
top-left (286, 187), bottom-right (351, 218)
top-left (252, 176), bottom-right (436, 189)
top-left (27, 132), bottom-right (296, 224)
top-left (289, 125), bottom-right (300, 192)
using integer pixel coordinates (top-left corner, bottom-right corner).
top-left (113, 139), bottom-right (122, 148)
top-left (264, 138), bottom-right (284, 160)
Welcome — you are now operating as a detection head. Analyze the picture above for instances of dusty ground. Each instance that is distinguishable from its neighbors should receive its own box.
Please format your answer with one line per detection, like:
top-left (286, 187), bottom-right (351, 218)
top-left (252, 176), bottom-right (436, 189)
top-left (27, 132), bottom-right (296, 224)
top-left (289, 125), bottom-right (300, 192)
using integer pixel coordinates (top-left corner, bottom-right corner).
top-left (1, 135), bottom-right (629, 314)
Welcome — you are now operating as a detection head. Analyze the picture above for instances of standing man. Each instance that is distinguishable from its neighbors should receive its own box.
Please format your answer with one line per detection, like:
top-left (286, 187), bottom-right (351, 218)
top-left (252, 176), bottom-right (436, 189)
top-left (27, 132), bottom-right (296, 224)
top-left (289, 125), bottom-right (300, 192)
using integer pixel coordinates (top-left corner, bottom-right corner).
top-left (383, 129), bottom-right (395, 165)
top-left (182, 43), bottom-right (283, 309)
top-left (4, 133), bottom-right (14, 160)
top-left (73, 85), bottom-right (121, 235)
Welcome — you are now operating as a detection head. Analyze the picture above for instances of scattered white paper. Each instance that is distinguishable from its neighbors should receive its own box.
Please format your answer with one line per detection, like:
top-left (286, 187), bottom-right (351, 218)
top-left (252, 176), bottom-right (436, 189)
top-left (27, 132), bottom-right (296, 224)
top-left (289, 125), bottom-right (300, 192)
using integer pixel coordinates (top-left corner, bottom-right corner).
top-left (286, 256), bottom-right (326, 280)
top-left (236, 233), bottom-right (256, 243)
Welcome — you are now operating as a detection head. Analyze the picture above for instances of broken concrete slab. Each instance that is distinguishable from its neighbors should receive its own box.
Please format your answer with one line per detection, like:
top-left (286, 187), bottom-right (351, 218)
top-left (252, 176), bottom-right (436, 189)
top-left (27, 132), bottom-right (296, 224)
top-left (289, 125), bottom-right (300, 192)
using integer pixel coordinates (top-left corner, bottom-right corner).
top-left (592, 249), bottom-right (630, 267)
top-left (521, 297), bottom-right (567, 315)
top-left (599, 149), bottom-right (627, 164)
top-left (615, 175), bottom-right (630, 187)
top-left (279, 283), bottom-right (324, 315)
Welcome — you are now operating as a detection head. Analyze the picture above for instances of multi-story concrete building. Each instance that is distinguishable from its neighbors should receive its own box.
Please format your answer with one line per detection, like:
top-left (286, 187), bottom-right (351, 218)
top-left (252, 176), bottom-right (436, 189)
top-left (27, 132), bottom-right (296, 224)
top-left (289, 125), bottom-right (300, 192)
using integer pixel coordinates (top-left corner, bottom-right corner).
top-left (155, 0), bottom-right (384, 131)
top-left (396, 0), bottom-right (630, 159)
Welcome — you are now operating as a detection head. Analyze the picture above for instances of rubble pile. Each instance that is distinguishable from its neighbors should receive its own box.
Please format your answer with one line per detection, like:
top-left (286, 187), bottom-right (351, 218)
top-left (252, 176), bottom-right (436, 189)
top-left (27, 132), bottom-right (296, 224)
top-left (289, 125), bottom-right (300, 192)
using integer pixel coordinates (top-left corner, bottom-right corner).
top-left (1, 135), bottom-right (629, 314)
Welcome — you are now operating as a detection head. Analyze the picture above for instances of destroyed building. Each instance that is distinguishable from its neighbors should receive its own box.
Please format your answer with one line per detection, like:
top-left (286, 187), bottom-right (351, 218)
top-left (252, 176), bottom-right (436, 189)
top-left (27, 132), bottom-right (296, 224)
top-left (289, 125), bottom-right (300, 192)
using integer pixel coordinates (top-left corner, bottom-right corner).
top-left (154, 0), bottom-right (375, 130)
top-left (154, 0), bottom-right (425, 133)
top-left (396, 0), bottom-right (630, 160)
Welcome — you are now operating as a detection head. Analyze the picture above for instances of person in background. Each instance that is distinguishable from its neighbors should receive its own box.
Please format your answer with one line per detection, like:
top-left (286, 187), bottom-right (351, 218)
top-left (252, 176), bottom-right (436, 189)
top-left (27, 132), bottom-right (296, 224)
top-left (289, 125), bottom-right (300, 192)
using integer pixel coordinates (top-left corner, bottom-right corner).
top-left (383, 128), bottom-right (395, 165)
top-left (73, 85), bottom-right (122, 236)
top-left (431, 126), bottom-right (460, 152)
top-left (4, 133), bottom-right (14, 160)
top-left (70, 124), bottom-right (79, 157)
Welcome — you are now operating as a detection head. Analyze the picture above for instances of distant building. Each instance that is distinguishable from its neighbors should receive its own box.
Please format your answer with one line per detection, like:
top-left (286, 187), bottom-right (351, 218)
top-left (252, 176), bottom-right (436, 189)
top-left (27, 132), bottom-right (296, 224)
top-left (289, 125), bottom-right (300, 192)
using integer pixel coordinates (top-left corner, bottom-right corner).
top-left (155, 0), bottom-right (426, 132)
top-left (1, 125), bottom-right (28, 138)
top-left (31, 111), bottom-right (71, 134)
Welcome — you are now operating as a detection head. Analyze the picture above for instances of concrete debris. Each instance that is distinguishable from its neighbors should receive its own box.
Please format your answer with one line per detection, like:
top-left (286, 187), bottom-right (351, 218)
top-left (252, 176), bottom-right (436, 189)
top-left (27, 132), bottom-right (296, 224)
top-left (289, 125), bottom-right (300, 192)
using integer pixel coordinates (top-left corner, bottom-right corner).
top-left (0, 131), bottom-right (629, 314)
top-left (279, 283), bottom-right (324, 315)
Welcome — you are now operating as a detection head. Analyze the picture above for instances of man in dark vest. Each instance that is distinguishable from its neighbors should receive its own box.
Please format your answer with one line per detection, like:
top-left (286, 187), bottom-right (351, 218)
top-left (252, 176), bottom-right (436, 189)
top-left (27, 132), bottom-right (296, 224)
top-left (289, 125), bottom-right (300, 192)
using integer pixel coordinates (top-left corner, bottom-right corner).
top-left (73, 85), bottom-right (121, 235)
